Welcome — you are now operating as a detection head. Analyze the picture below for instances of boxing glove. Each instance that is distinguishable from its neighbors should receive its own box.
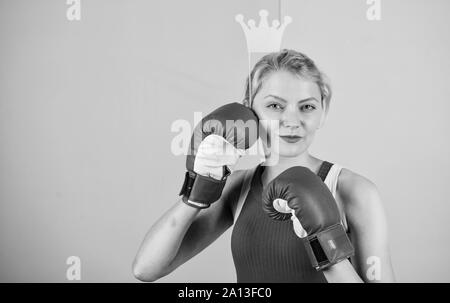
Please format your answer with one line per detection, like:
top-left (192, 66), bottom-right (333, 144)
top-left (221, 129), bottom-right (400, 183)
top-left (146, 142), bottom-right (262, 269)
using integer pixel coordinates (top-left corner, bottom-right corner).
top-left (262, 166), bottom-right (354, 270)
top-left (179, 102), bottom-right (259, 209)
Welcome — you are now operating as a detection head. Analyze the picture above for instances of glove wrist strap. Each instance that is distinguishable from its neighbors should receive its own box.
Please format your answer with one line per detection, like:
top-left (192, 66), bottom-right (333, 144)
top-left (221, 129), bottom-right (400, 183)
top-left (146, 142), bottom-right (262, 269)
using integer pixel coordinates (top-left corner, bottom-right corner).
top-left (179, 171), bottom-right (228, 209)
top-left (304, 223), bottom-right (355, 271)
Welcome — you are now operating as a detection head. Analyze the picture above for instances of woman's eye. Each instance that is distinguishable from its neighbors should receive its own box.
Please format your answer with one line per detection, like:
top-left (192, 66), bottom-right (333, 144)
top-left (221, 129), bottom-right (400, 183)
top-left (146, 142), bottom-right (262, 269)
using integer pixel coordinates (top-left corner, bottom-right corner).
top-left (267, 103), bottom-right (283, 110)
top-left (301, 104), bottom-right (316, 112)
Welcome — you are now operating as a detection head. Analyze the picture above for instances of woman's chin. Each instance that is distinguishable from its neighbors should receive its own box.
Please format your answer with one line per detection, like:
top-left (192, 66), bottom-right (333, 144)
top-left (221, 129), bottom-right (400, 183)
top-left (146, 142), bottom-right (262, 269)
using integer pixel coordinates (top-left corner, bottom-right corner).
top-left (275, 147), bottom-right (306, 158)
top-left (276, 142), bottom-right (305, 157)
top-left (262, 140), bottom-right (308, 159)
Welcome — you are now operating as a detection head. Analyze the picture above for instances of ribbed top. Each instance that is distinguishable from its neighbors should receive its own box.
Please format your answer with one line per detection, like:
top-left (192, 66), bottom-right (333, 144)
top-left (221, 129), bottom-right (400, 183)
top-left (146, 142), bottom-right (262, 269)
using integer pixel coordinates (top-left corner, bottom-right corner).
top-left (231, 163), bottom-right (333, 283)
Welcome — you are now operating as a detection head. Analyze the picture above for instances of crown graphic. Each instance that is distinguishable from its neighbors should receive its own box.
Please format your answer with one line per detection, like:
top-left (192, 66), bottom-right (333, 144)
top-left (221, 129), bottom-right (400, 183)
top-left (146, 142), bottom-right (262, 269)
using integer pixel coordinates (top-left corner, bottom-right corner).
top-left (235, 9), bottom-right (292, 53)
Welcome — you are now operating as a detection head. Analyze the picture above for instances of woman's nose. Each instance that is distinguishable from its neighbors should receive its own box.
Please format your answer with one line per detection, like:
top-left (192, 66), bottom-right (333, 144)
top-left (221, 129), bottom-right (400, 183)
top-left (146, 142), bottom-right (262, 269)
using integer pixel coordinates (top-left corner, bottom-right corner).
top-left (281, 107), bottom-right (302, 129)
top-left (282, 121), bottom-right (300, 130)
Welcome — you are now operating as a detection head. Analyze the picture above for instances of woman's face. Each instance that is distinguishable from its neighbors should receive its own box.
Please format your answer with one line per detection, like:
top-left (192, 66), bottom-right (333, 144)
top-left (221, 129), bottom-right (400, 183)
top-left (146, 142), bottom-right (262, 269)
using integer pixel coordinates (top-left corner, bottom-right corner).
top-left (252, 70), bottom-right (326, 158)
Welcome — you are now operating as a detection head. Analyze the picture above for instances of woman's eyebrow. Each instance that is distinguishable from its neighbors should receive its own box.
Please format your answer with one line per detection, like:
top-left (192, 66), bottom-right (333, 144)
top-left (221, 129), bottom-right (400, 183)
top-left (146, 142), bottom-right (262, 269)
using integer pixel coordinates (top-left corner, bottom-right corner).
top-left (265, 95), bottom-right (319, 103)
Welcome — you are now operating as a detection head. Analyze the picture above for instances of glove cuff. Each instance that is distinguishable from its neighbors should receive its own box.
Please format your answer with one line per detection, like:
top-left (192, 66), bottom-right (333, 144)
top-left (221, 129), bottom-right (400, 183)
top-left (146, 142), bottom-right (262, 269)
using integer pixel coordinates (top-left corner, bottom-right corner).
top-left (179, 171), bottom-right (228, 209)
top-left (303, 223), bottom-right (355, 271)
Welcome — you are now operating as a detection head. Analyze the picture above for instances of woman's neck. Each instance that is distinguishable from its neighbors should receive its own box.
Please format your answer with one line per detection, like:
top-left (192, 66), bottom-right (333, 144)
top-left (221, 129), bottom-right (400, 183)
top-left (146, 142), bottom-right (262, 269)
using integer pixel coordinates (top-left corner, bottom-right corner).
top-left (260, 153), bottom-right (322, 187)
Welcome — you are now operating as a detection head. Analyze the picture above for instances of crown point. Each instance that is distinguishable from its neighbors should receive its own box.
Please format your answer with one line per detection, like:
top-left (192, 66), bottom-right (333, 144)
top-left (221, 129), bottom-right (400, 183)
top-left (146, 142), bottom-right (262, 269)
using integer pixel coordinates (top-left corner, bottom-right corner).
top-left (235, 14), bottom-right (244, 22)
top-left (259, 10), bottom-right (269, 17)
top-left (284, 16), bottom-right (293, 24)
top-left (248, 19), bottom-right (256, 28)
top-left (272, 20), bottom-right (280, 28)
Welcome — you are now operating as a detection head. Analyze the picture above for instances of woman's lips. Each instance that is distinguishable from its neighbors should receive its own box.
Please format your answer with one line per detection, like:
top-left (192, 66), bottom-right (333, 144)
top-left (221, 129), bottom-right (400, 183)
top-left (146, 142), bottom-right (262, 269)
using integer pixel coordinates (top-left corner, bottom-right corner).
top-left (279, 135), bottom-right (302, 143)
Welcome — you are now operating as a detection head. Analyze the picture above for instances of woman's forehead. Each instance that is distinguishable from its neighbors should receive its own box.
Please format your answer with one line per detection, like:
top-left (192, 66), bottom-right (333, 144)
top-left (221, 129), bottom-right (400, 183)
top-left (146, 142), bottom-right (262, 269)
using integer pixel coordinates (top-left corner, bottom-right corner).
top-left (258, 71), bottom-right (321, 100)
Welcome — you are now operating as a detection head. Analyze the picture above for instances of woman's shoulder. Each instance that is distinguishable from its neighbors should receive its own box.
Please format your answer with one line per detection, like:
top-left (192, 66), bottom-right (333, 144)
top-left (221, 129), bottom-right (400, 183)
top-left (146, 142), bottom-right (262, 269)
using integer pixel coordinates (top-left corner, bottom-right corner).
top-left (223, 165), bottom-right (260, 216)
top-left (228, 164), bottom-right (260, 183)
top-left (336, 167), bottom-right (388, 237)
top-left (221, 167), bottom-right (254, 203)
top-left (226, 167), bottom-right (251, 187)
top-left (336, 167), bottom-right (382, 211)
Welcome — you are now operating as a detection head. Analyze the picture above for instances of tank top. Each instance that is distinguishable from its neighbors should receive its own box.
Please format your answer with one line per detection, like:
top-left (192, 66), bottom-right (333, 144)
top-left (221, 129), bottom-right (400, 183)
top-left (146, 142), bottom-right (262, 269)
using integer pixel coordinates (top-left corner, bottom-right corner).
top-left (230, 161), bottom-right (346, 283)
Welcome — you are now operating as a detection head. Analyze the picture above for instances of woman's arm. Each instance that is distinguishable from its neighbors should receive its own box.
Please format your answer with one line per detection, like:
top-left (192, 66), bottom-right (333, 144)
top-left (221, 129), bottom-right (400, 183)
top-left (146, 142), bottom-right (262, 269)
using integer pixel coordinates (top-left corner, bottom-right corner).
top-left (132, 170), bottom-right (245, 282)
top-left (132, 200), bottom-right (202, 281)
top-left (332, 169), bottom-right (396, 283)
top-left (322, 259), bottom-right (363, 282)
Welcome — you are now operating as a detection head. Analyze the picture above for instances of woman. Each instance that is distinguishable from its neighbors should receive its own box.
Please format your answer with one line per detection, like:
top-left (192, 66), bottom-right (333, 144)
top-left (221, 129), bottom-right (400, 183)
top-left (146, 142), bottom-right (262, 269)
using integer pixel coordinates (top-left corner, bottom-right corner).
top-left (132, 49), bottom-right (396, 283)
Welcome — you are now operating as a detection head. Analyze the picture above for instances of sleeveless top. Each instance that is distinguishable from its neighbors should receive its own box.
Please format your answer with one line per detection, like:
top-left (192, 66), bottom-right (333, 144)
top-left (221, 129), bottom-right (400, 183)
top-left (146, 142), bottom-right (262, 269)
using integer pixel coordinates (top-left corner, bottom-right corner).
top-left (230, 161), bottom-right (347, 283)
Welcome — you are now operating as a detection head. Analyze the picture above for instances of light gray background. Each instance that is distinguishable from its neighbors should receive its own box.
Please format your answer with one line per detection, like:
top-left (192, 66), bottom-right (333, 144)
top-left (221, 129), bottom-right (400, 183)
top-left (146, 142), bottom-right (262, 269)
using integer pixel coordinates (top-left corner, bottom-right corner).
top-left (1, 0), bottom-right (449, 282)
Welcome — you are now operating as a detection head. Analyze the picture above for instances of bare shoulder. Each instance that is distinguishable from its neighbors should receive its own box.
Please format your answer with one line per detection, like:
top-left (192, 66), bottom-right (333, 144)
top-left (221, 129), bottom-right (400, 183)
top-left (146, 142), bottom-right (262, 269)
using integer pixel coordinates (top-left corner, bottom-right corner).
top-left (218, 168), bottom-right (248, 216)
top-left (194, 168), bottom-right (248, 230)
top-left (335, 168), bottom-right (394, 281)
top-left (337, 169), bottom-right (380, 205)
top-left (223, 169), bottom-right (247, 195)
top-left (336, 168), bottom-right (385, 226)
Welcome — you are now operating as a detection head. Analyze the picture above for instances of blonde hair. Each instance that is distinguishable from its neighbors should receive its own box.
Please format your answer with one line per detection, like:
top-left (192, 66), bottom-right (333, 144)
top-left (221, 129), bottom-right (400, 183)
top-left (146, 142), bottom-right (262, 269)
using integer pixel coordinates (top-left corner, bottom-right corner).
top-left (243, 49), bottom-right (332, 110)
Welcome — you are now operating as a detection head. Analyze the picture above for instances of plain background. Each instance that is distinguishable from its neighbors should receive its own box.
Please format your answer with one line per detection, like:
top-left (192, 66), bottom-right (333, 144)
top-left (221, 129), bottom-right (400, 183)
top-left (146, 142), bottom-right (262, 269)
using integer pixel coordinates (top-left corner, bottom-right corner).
top-left (1, 0), bottom-right (449, 282)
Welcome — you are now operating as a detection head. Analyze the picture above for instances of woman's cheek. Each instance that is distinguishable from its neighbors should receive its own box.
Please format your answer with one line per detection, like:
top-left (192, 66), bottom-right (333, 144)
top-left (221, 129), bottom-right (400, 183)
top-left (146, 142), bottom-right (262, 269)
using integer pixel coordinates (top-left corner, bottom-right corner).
top-left (259, 118), bottom-right (280, 140)
top-left (303, 115), bottom-right (321, 133)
